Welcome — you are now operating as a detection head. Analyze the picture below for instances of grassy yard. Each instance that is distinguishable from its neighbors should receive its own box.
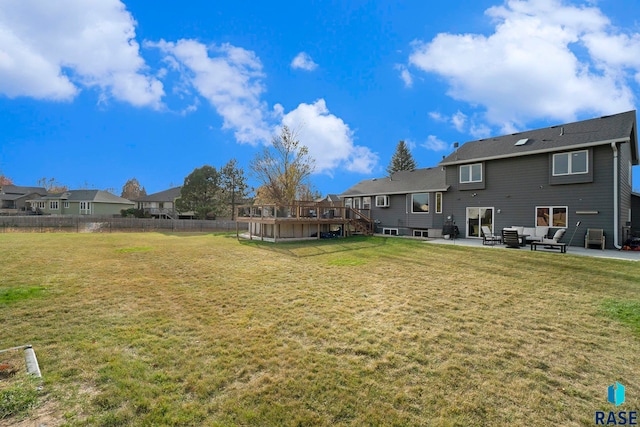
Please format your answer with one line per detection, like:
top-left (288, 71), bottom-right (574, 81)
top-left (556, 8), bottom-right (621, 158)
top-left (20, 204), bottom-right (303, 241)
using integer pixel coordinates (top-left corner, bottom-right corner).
top-left (1, 232), bottom-right (639, 426)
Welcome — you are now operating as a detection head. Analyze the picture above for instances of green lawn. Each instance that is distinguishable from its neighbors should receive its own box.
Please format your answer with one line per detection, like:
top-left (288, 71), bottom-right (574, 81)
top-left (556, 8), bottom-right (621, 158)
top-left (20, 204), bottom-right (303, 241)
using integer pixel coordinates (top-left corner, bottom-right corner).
top-left (1, 233), bottom-right (639, 426)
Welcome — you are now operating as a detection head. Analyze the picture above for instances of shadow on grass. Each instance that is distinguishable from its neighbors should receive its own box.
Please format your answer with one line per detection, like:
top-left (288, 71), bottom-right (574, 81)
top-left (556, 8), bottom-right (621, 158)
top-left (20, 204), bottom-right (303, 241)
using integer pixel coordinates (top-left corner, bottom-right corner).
top-left (236, 235), bottom-right (390, 258)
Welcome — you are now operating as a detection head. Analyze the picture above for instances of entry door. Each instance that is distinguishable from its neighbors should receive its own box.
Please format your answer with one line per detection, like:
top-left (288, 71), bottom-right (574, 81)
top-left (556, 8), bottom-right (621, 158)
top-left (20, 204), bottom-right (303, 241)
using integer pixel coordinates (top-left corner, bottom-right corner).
top-left (466, 207), bottom-right (494, 238)
top-left (353, 197), bottom-right (361, 218)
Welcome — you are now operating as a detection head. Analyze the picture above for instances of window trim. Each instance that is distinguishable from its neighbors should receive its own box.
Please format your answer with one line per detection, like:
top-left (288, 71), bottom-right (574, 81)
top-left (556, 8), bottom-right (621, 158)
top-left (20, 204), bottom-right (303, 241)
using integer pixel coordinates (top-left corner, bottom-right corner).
top-left (375, 195), bottom-right (390, 208)
top-left (435, 192), bottom-right (443, 214)
top-left (535, 206), bottom-right (568, 228)
top-left (49, 201), bottom-right (59, 210)
top-left (383, 228), bottom-right (398, 235)
top-left (552, 150), bottom-right (588, 176)
top-left (362, 196), bottom-right (371, 210)
top-left (460, 163), bottom-right (482, 183)
top-left (411, 193), bottom-right (429, 214)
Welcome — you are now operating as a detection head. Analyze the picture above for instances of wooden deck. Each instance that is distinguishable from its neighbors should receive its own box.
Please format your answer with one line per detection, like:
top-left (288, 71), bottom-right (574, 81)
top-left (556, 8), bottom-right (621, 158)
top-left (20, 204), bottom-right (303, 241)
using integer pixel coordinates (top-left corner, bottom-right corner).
top-left (235, 202), bottom-right (373, 242)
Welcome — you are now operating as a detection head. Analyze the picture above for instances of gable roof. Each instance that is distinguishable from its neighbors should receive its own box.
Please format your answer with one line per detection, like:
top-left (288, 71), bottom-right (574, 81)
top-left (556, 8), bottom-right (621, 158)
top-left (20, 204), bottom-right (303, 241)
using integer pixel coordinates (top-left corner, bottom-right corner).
top-left (133, 187), bottom-right (182, 202)
top-left (34, 190), bottom-right (134, 204)
top-left (341, 167), bottom-right (448, 197)
top-left (440, 110), bottom-right (638, 166)
top-left (0, 185), bottom-right (48, 195)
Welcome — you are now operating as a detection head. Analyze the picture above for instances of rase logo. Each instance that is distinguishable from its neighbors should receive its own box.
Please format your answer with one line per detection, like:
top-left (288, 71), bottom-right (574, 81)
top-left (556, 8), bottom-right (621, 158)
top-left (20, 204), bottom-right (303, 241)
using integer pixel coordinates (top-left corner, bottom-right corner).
top-left (595, 382), bottom-right (637, 426)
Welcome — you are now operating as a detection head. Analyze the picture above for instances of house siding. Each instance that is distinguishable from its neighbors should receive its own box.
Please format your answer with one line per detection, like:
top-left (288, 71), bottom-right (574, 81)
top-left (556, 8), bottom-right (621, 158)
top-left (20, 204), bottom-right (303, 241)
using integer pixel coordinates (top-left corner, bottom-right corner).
top-left (367, 193), bottom-right (442, 236)
top-left (444, 144), bottom-right (617, 247)
top-left (619, 141), bottom-right (633, 243)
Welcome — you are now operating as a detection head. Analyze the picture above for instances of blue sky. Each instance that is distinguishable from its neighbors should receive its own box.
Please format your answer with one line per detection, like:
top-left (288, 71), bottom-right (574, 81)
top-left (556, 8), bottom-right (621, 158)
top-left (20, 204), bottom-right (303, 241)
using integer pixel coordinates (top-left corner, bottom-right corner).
top-left (1, 0), bottom-right (640, 196)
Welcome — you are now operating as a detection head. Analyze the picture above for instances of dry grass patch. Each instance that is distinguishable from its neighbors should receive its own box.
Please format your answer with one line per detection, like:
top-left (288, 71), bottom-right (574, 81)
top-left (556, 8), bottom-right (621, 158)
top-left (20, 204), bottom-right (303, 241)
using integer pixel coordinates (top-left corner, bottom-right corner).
top-left (1, 233), bottom-right (639, 426)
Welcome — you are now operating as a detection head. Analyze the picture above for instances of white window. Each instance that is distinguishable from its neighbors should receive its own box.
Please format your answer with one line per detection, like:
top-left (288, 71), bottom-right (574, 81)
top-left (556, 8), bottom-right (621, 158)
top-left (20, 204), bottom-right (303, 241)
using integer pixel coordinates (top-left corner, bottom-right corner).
top-left (383, 228), bottom-right (398, 235)
top-left (344, 198), bottom-right (353, 208)
top-left (36, 201), bottom-right (45, 209)
top-left (375, 195), bottom-right (390, 207)
top-left (413, 230), bottom-right (428, 237)
top-left (435, 192), bottom-right (443, 214)
top-left (460, 164), bottom-right (482, 183)
top-left (536, 206), bottom-right (568, 227)
top-left (411, 193), bottom-right (429, 213)
top-left (362, 197), bottom-right (371, 209)
top-left (63, 202), bottom-right (69, 208)
top-left (49, 201), bottom-right (59, 210)
top-left (80, 201), bottom-right (92, 215)
top-left (553, 150), bottom-right (588, 176)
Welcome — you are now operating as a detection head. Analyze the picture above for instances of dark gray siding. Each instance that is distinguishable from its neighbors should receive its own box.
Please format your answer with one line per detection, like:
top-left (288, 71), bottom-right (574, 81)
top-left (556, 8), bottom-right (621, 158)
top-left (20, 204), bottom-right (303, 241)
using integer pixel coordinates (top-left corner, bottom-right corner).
top-left (619, 141), bottom-right (633, 245)
top-left (367, 193), bottom-right (443, 236)
top-left (443, 144), bottom-right (617, 247)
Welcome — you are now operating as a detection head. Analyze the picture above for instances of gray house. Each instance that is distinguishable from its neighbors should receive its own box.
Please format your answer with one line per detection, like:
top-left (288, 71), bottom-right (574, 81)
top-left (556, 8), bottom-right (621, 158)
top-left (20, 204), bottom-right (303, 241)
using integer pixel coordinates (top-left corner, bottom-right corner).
top-left (340, 167), bottom-right (448, 237)
top-left (0, 185), bottom-right (48, 214)
top-left (341, 110), bottom-right (638, 248)
top-left (134, 187), bottom-right (196, 219)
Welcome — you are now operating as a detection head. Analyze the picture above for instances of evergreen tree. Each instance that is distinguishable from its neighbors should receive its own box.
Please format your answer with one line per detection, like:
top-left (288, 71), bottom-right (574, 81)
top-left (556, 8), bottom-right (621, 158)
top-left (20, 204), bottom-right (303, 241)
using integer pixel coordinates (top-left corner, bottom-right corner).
top-left (386, 140), bottom-right (417, 175)
top-left (220, 158), bottom-right (250, 220)
top-left (176, 165), bottom-right (224, 219)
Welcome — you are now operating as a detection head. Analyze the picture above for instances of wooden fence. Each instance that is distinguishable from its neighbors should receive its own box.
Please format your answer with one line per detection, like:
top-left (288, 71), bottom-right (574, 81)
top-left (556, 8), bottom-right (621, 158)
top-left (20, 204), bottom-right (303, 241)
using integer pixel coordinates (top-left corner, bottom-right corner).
top-left (0, 216), bottom-right (246, 233)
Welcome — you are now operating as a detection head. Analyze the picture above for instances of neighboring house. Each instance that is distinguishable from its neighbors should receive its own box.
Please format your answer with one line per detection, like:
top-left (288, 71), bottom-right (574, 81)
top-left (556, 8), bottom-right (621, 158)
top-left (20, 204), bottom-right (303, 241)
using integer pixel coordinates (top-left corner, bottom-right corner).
top-left (340, 168), bottom-right (448, 237)
top-left (0, 185), bottom-right (48, 214)
top-left (341, 110), bottom-right (638, 248)
top-left (134, 187), bottom-right (196, 219)
top-left (27, 190), bottom-right (134, 216)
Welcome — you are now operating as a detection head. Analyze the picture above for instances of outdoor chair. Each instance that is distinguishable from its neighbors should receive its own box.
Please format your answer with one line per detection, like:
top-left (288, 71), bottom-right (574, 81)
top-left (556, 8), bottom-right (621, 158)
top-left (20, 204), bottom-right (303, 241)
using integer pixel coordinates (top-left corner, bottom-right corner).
top-left (502, 229), bottom-right (521, 248)
top-left (585, 228), bottom-right (605, 250)
top-left (481, 226), bottom-right (501, 245)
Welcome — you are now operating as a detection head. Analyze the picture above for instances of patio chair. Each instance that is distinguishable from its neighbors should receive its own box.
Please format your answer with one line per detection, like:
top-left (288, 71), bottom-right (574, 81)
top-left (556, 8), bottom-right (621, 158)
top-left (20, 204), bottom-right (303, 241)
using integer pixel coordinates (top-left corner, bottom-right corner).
top-left (481, 226), bottom-right (502, 245)
top-left (585, 228), bottom-right (605, 250)
top-left (502, 229), bottom-right (521, 248)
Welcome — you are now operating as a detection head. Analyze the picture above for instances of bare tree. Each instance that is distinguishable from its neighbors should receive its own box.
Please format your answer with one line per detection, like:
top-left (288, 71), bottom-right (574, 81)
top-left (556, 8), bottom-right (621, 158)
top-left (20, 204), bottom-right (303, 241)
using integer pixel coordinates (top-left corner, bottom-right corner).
top-left (121, 178), bottom-right (147, 200)
top-left (0, 173), bottom-right (13, 186)
top-left (37, 177), bottom-right (68, 193)
top-left (250, 126), bottom-right (315, 206)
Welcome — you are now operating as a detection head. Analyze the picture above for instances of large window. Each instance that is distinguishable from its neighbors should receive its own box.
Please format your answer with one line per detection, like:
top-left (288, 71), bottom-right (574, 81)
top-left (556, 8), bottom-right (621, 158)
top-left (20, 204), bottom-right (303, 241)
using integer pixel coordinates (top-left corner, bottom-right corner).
top-left (536, 206), bottom-right (567, 227)
top-left (80, 201), bottom-right (92, 215)
top-left (553, 150), bottom-right (588, 176)
top-left (49, 201), bottom-right (59, 210)
top-left (411, 193), bottom-right (429, 213)
top-left (460, 164), bottom-right (482, 183)
top-left (375, 195), bottom-right (390, 207)
top-left (362, 197), bottom-right (371, 209)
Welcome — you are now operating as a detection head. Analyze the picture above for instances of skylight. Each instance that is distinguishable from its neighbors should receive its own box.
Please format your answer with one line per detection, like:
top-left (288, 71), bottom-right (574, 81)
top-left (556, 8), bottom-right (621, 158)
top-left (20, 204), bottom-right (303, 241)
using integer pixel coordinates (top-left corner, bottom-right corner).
top-left (515, 138), bottom-right (529, 146)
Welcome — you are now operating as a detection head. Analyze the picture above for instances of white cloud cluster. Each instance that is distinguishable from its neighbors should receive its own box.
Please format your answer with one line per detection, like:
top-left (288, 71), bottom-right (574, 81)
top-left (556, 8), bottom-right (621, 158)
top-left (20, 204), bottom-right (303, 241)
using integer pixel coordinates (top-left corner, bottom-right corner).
top-left (0, 0), bottom-right (163, 108)
top-left (279, 99), bottom-right (378, 174)
top-left (151, 39), bottom-right (272, 144)
top-left (409, 0), bottom-right (639, 130)
top-left (291, 52), bottom-right (318, 71)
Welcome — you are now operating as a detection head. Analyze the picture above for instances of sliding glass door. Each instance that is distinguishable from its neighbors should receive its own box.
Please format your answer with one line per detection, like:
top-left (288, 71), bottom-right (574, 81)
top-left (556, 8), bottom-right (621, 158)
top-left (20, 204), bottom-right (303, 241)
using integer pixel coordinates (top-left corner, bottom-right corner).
top-left (466, 207), bottom-right (494, 238)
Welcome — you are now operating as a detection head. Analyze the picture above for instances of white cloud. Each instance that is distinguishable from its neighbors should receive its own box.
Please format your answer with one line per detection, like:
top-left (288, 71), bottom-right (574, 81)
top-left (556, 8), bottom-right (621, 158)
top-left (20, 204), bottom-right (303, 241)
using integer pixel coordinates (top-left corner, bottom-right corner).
top-left (422, 135), bottom-right (450, 152)
top-left (409, 0), bottom-right (638, 128)
top-left (0, 0), bottom-right (164, 108)
top-left (291, 52), bottom-right (318, 71)
top-left (451, 111), bottom-right (467, 132)
top-left (151, 39), bottom-right (272, 144)
top-left (279, 99), bottom-right (378, 174)
top-left (395, 64), bottom-right (413, 87)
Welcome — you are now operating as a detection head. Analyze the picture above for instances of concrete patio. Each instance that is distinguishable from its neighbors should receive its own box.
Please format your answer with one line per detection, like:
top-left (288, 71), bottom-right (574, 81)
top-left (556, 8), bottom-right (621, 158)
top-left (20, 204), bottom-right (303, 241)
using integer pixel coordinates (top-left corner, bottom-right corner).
top-left (423, 236), bottom-right (640, 262)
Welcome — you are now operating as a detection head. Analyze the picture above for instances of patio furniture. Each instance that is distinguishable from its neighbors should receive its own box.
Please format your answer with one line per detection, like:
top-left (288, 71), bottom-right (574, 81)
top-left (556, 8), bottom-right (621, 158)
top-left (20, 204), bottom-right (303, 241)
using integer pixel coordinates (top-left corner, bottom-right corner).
top-left (585, 228), bottom-right (605, 250)
top-left (531, 229), bottom-right (567, 253)
top-left (481, 226), bottom-right (502, 246)
top-left (502, 229), bottom-right (521, 248)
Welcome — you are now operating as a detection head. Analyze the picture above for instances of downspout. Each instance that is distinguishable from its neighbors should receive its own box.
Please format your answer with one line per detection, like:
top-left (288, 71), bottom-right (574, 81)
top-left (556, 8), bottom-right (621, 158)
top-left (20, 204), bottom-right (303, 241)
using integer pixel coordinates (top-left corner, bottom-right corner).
top-left (611, 142), bottom-right (621, 249)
